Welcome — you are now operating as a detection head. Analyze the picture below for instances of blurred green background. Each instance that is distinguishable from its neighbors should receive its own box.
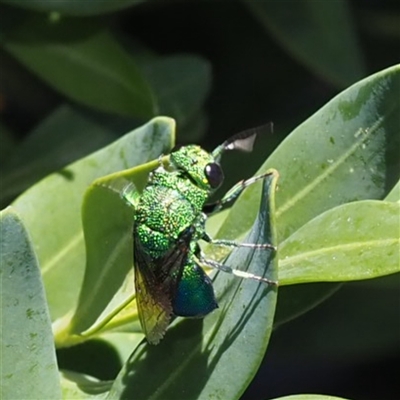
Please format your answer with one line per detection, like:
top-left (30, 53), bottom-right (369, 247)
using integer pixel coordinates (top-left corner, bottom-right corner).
top-left (1, 0), bottom-right (399, 399)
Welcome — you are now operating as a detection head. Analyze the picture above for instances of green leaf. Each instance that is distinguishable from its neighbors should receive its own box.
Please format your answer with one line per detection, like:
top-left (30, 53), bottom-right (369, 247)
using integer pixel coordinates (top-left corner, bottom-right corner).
top-left (0, 104), bottom-right (120, 203)
top-left (0, 0), bottom-right (144, 16)
top-left (3, 16), bottom-right (155, 118)
top-left (178, 109), bottom-right (209, 143)
top-left (217, 64), bottom-right (399, 325)
top-left (60, 371), bottom-right (110, 399)
top-left (243, 0), bottom-right (365, 86)
top-left (385, 180), bottom-right (400, 202)
top-left (0, 207), bottom-right (61, 400)
top-left (12, 117), bottom-right (174, 322)
top-left (274, 200), bottom-right (399, 327)
top-left (218, 64), bottom-right (399, 242)
top-left (272, 395), bottom-right (350, 400)
top-left (279, 200), bottom-right (400, 285)
top-left (141, 55), bottom-right (212, 129)
top-left (107, 171), bottom-right (279, 400)
top-left (98, 332), bottom-right (143, 364)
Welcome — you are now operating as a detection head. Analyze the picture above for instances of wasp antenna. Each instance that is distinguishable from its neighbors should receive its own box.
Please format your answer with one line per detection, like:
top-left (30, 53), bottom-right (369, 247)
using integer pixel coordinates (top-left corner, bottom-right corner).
top-left (212, 122), bottom-right (273, 159)
top-left (224, 130), bottom-right (257, 152)
top-left (223, 122), bottom-right (274, 152)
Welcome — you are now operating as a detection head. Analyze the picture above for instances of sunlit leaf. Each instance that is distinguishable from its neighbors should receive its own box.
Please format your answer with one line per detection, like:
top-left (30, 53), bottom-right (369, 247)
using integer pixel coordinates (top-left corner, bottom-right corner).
top-left (279, 200), bottom-right (400, 285)
top-left (0, 207), bottom-right (61, 400)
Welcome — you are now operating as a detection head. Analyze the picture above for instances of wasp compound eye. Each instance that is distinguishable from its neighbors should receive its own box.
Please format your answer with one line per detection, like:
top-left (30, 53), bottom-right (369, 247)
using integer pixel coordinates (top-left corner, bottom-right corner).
top-left (205, 163), bottom-right (224, 189)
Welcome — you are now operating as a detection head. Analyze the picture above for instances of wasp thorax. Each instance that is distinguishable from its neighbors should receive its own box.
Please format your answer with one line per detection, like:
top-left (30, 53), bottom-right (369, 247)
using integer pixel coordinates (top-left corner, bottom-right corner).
top-left (170, 145), bottom-right (222, 190)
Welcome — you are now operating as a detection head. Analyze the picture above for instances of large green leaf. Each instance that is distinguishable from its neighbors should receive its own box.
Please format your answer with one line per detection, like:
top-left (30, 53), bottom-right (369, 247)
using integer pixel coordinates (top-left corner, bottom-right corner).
top-left (0, 0), bottom-right (143, 16)
top-left (3, 16), bottom-right (155, 118)
top-left (215, 64), bottom-right (399, 327)
top-left (243, 0), bottom-right (365, 86)
top-left (107, 171), bottom-right (278, 400)
top-left (279, 200), bottom-right (400, 284)
top-left (12, 117), bottom-right (174, 322)
top-left (0, 208), bottom-right (61, 400)
top-left (218, 64), bottom-right (400, 243)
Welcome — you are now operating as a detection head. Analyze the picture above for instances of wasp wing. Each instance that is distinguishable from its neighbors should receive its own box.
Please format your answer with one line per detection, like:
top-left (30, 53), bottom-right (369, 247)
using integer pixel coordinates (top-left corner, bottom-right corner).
top-left (133, 226), bottom-right (194, 344)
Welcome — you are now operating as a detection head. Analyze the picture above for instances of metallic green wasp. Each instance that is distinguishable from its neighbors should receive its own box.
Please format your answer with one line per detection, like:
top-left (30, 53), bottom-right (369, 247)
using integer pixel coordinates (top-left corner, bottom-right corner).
top-left (126, 129), bottom-right (277, 344)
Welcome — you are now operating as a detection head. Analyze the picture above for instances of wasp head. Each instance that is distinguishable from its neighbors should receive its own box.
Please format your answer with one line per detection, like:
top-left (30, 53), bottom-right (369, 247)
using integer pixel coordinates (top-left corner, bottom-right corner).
top-left (169, 145), bottom-right (224, 192)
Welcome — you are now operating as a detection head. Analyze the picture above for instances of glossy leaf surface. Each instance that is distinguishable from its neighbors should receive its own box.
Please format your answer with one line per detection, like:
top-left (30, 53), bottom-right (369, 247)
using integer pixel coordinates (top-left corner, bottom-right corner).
top-left (218, 65), bottom-right (400, 243)
top-left (0, 208), bottom-right (61, 400)
top-left (279, 200), bottom-right (400, 284)
top-left (216, 64), bottom-right (400, 326)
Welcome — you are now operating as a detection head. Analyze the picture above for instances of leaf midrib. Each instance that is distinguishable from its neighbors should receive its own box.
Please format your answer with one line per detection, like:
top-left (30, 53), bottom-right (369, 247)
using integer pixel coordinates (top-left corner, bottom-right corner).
top-left (276, 115), bottom-right (385, 219)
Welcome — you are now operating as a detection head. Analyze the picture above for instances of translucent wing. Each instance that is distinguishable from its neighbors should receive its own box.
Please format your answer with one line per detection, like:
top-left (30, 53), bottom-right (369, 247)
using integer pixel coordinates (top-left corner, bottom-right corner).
top-left (134, 256), bottom-right (172, 344)
top-left (133, 226), bottom-right (194, 344)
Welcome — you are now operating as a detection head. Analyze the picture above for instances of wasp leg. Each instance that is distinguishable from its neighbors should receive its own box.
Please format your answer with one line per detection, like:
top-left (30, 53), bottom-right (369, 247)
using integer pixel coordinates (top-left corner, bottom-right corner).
top-left (202, 232), bottom-right (276, 251)
top-left (199, 256), bottom-right (278, 286)
top-left (203, 171), bottom-right (274, 215)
